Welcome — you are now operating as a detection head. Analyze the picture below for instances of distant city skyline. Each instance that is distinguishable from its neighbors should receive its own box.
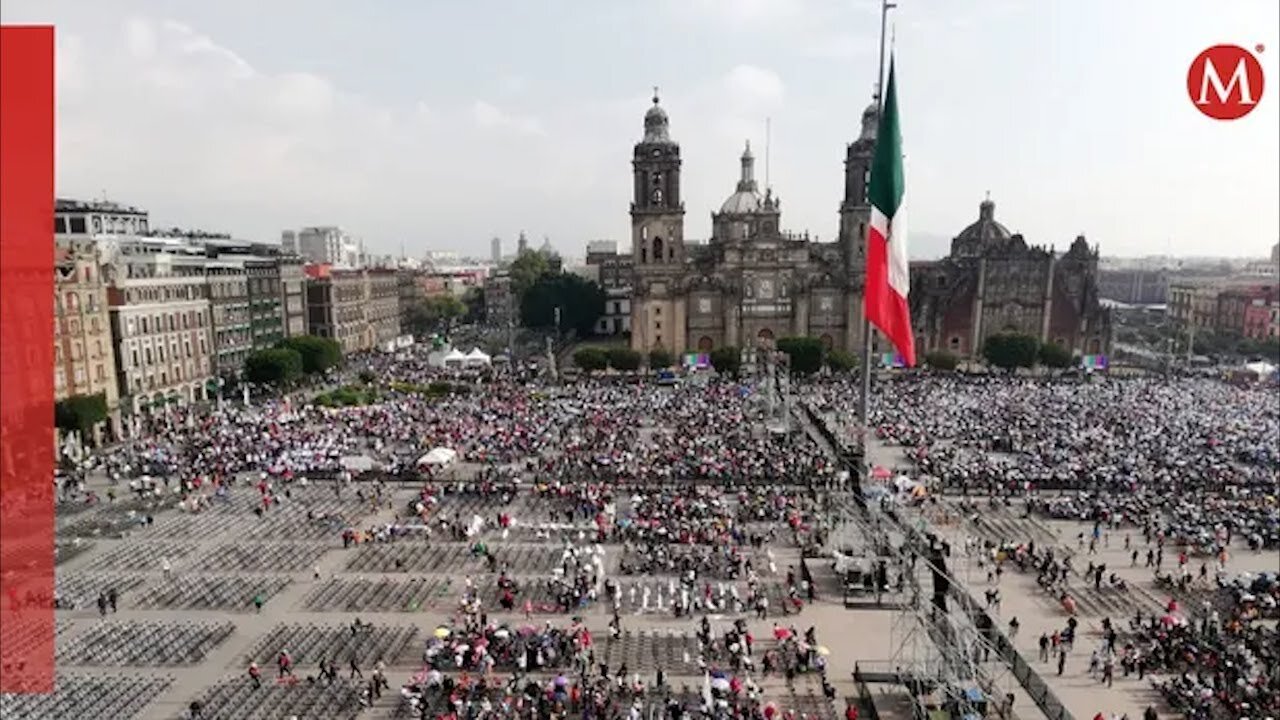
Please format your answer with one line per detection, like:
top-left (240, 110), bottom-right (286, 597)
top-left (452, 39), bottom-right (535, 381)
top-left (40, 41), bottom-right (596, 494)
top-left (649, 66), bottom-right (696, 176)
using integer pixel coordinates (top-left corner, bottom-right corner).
top-left (4, 0), bottom-right (1277, 259)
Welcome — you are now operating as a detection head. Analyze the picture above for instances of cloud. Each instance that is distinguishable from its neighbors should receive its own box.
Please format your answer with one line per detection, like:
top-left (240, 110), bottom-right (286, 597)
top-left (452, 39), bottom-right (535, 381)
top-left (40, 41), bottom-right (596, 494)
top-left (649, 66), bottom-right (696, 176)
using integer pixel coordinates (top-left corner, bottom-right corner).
top-left (664, 0), bottom-right (807, 28)
top-left (723, 65), bottom-right (785, 108)
top-left (47, 17), bottom-right (831, 254)
top-left (802, 32), bottom-right (877, 60)
top-left (472, 100), bottom-right (543, 136)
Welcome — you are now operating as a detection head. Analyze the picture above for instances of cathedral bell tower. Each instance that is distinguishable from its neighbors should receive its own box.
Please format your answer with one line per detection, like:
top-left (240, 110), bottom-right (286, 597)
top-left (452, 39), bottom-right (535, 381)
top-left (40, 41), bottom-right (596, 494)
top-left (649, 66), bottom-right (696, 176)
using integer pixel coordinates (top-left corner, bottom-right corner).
top-left (629, 89), bottom-right (688, 354)
top-left (837, 96), bottom-right (879, 352)
top-left (840, 98), bottom-right (878, 270)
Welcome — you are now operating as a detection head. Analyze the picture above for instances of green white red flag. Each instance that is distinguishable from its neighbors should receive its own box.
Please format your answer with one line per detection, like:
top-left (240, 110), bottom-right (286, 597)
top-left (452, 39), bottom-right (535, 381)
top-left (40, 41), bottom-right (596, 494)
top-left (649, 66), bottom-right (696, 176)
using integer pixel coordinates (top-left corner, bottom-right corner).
top-left (863, 54), bottom-right (915, 367)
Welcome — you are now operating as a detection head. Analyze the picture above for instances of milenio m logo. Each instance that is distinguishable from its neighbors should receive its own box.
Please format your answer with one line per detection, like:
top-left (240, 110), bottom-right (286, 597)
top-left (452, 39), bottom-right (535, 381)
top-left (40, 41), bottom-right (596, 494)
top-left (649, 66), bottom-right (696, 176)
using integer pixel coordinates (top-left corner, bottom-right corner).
top-left (1187, 44), bottom-right (1265, 120)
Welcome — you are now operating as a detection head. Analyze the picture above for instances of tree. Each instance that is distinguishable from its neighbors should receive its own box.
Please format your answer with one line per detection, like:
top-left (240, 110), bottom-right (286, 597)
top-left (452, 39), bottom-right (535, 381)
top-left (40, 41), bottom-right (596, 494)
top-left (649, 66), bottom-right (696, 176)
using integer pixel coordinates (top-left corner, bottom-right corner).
top-left (278, 335), bottom-right (343, 375)
top-left (924, 350), bottom-right (960, 371)
top-left (244, 348), bottom-right (304, 386)
top-left (982, 332), bottom-right (1039, 371)
top-left (648, 348), bottom-right (674, 369)
top-left (573, 347), bottom-right (608, 372)
top-left (607, 347), bottom-right (642, 372)
top-left (825, 349), bottom-right (858, 373)
top-left (55, 393), bottom-right (108, 439)
top-left (461, 287), bottom-right (486, 324)
top-left (710, 346), bottom-right (742, 377)
top-left (405, 295), bottom-right (466, 336)
top-left (1038, 342), bottom-right (1074, 369)
top-left (776, 337), bottom-right (824, 375)
top-left (520, 272), bottom-right (606, 337)
top-left (508, 250), bottom-right (553, 297)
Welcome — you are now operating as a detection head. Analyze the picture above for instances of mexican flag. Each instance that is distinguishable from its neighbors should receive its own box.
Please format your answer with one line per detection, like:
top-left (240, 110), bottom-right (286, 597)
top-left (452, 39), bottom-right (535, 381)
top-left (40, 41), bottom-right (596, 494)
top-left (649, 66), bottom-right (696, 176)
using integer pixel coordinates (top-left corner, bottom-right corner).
top-left (864, 54), bottom-right (915, 367)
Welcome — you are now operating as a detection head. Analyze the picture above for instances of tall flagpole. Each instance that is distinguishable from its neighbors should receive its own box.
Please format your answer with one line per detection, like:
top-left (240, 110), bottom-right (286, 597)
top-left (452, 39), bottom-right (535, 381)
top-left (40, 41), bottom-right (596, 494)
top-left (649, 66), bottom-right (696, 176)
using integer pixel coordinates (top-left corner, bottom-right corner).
top-left (857, 0), bottom-right (896, 453)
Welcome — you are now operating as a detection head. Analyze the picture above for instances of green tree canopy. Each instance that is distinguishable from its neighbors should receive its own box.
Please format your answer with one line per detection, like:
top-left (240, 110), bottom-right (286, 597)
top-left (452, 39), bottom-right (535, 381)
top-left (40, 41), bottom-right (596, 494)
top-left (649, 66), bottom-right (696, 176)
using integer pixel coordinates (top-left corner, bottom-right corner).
top-left (55, 393), bottom-right (108, 437)
top-left (648, 348), bottom-right (674, 369)
top-left (508, 249), bottom-right (554, 297)
top-left (461, 287), bottom-right (486, 324)
top-left (710, 346), bottom-right (742, 377)
top-left (519, 272), bottom-right (605, 337)
top-left (825, 349), bottom-right (858, 373)
top-left (406, 295), bottom-right (466, 336)
top-left (573, 347), bottom-right (608, 372)
top-left (277, 335), bottom-right (343, 375)
top-left (924, 350), bottom-right (960, 371)
top-left (607, 347), bottom-right (642, 372)
top-left (245, 348), bottom-right (304, 386)
top-left (1037, 342), bottom-right (1074, 369)
top-left (982, 332), bottom-right (1040, 371)
top-left (777, 337), bottom-right (824, 375)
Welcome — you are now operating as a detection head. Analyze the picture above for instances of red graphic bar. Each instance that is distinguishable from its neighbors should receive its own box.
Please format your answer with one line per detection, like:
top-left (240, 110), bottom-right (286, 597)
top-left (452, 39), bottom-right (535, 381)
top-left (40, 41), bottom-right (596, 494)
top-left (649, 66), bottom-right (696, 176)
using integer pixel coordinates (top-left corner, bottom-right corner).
top-left (0, 24), bottom-right (56, 694)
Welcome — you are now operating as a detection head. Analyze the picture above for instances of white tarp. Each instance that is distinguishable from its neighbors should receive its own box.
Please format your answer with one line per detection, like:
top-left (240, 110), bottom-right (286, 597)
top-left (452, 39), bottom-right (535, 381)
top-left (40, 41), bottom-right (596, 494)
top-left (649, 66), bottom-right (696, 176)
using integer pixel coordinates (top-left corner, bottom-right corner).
top-left (442, 349), bottom-right (467, 368)
top-left (464, 347), bottom-right (491, 366)
top-left (417, 447), bottom-right (458, 467)
top-left (339, 454), bottom-right (377, 472)
top-left (1244, 360), bottom-right (1277, 378)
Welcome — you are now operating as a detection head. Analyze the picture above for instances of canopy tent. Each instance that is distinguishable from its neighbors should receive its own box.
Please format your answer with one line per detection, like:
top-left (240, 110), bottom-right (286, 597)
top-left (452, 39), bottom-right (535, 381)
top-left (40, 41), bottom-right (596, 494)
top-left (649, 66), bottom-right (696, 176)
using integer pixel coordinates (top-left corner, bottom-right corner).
top-left (464, 347), bottom-right (491, 367)
top-left (427, 345), bottom-right (472, 369)
top-left (417, 447), bottom-right (458, 467)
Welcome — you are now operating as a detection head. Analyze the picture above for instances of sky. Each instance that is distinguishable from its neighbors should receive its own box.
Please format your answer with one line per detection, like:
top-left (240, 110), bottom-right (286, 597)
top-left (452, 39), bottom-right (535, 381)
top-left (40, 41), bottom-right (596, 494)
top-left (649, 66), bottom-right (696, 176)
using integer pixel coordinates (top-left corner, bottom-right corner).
top-left (3, 0), bottom-right (1278, 260)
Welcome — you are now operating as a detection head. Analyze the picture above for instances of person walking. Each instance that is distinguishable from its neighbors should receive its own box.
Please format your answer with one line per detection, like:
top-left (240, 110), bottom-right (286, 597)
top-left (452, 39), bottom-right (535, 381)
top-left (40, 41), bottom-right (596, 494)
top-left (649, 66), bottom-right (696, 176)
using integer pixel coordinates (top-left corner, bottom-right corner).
top-left (248, 662), bottom-right (262, 689)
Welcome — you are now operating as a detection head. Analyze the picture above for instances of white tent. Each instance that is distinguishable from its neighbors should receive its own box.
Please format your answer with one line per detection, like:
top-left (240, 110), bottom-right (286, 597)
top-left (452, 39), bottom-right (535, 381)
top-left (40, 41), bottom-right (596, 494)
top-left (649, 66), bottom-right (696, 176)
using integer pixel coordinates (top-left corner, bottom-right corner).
top-left (417, 447), bottom-right (458, 467)
top-left (442, 349), bottom-right (467, 368)
top-left (464, 347), bottom-right (491, 367)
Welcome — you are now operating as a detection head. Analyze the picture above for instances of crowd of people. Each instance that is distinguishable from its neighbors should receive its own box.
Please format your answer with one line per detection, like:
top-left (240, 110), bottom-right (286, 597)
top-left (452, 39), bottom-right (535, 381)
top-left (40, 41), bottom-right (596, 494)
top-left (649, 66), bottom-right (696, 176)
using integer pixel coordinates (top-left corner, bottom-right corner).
top-left (49, 350), bottom-right (1280, 720)
top-left (806, 375), bottom-right (1279, 551)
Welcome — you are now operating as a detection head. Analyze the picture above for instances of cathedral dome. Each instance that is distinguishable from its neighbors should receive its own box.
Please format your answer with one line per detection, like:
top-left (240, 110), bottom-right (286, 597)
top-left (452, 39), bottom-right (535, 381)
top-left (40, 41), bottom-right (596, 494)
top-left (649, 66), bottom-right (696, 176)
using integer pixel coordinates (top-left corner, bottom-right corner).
top-left (720, 189), bottom-right (764, 214)
top-left (955, 197), bottom-right (1012, 243)
top-left (643, 90), bottom-right (675, 144)
top-left (719, 140), bottom-right (763, 214)
top-left (859, 101), bottom-right (879, 141)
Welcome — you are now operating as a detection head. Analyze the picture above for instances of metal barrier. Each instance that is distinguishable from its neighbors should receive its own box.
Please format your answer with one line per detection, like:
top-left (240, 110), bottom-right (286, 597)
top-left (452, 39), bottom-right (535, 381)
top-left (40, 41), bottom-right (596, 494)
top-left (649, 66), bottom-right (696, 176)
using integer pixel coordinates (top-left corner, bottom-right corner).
top-left (804, 405), bottom-right (1076, 720)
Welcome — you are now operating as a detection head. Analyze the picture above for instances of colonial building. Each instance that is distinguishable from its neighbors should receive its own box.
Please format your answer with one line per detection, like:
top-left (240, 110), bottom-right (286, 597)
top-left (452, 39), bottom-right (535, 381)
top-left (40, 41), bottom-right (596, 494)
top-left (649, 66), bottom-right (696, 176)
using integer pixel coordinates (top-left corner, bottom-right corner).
top-left (628, 93), bottom-right (875, 355)
top-left (204, 254), bottom-right (252, 377)
top-left (584, 240), bottom-right (632, 336)
top-left (305, 266), bottom-right (368, 354)
top-left (907, 199), bottom-right (1112, 358)
top-left (279, 255), bottom-right (308, 337)
top-left (621, 91), bottom-right (1111, 360)
top-left (304, 266), bottom-right (401, 353)
top-left (98, 236), bottom-right (216, 412)
top-left (365, 268), bottom-right (403, 350)
top-left (53, 240), bottom-right (120, 438)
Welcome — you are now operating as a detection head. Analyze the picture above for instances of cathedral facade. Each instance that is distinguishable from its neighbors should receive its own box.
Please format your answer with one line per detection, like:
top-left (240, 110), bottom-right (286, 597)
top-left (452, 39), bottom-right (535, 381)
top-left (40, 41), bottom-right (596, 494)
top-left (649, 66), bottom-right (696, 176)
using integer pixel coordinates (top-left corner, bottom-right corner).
top-left (628, 93), bottom-right (878, 355)
top-left (908, 199), bottom-right (1112, 359)
top-left (625, 92), bottom-right (1111, 360)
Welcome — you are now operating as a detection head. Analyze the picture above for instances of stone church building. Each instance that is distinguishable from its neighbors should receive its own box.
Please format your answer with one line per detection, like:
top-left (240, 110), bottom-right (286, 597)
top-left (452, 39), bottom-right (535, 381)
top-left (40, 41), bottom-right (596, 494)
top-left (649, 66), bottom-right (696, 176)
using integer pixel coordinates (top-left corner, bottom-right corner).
top-left (909, 199), bottom-right (1112, 358)
top-left (625, 91), bottom-right (1110, 360)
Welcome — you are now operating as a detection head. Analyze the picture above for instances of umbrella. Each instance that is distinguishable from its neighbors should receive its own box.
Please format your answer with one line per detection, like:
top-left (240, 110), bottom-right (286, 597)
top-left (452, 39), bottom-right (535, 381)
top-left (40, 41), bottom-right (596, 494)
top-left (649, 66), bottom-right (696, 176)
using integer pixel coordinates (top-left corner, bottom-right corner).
top-left (710, 677), bottom-right (730, 691)
top-left (434, 627), bottom-right (451, 639)
top-left (872, 466), bottom-right (891, 480)
top-left (816, 646), bottom-right (831, 656)
top-left (773, 627), bottom-right (791, 640)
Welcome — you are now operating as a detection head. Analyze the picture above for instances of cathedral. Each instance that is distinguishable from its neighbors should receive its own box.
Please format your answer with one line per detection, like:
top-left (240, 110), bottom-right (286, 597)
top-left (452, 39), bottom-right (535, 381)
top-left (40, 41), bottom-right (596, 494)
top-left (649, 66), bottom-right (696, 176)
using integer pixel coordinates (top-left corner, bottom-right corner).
top-left (908, 200), bottom-right (1112, 358)
top-left (625, 91), bottom-right (1111, 360)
